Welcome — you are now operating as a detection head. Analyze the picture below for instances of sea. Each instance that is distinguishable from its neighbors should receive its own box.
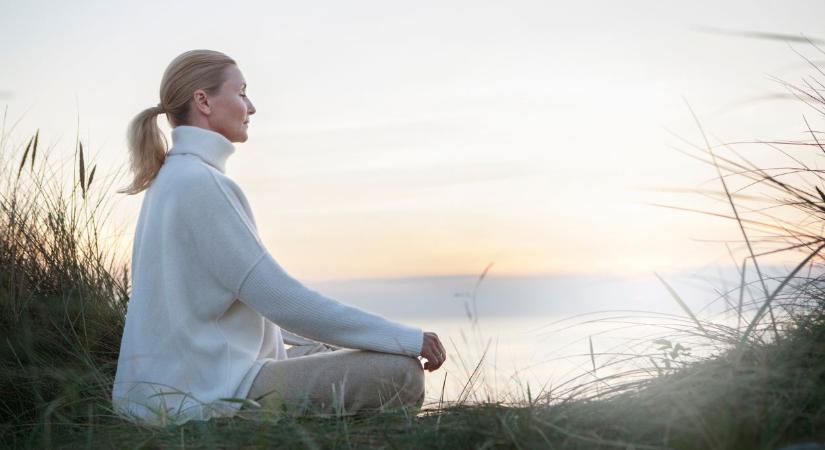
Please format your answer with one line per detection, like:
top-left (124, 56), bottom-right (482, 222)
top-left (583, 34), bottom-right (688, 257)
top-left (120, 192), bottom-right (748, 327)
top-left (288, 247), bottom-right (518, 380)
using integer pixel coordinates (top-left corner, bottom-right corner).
top-left (304, 264), bottom-right (799, 405)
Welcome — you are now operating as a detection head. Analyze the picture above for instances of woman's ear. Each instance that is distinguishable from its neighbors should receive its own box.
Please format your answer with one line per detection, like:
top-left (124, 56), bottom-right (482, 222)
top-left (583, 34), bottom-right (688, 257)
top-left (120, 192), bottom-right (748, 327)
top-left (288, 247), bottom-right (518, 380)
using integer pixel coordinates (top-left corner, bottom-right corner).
top-left (193, 89), bottom-right (211, 116)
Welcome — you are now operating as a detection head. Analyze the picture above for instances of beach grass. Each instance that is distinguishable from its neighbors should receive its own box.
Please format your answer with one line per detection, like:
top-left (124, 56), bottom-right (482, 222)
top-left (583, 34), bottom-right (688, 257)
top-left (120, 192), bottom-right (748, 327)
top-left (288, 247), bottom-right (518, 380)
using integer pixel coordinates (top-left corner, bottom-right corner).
top-left (4, 48), bottom-right (825, 448)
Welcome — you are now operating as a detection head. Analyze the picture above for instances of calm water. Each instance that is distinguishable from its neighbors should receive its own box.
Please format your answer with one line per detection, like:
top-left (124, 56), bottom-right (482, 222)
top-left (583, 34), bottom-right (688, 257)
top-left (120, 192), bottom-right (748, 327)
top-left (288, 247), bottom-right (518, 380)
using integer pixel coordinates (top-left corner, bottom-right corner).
top-left (307, 266), bottom-right (782, 403)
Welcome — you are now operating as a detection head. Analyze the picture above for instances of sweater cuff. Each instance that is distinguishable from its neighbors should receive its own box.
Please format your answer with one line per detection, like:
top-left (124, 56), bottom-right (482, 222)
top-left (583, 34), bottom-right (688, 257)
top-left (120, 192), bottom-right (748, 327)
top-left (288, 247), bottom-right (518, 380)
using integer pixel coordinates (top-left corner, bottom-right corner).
top-left (397, 326), bottom-right (424, 357)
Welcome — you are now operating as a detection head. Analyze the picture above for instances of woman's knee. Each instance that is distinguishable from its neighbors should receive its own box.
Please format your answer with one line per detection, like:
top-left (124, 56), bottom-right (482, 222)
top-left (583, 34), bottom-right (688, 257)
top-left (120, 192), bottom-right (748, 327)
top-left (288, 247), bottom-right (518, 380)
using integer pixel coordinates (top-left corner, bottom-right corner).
top-left (381, 354), bottom-right (425, 407)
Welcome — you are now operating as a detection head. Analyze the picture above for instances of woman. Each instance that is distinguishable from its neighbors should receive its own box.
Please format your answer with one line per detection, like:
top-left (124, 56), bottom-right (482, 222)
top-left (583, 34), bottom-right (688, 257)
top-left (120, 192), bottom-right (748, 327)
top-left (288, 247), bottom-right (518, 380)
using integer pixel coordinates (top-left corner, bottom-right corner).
top-left (112, 49), bottom-right (447, 426)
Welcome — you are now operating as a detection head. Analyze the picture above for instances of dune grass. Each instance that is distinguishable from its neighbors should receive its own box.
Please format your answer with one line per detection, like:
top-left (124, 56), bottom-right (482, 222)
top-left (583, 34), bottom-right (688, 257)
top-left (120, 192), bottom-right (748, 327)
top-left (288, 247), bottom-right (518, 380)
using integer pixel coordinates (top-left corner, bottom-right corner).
top-left (4, 47), bottom-right (825, 448)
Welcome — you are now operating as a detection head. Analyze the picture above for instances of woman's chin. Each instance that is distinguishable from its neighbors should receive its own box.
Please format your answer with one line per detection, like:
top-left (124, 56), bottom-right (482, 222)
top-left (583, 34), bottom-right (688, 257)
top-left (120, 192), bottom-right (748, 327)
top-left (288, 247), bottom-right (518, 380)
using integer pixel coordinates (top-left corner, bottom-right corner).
top-left (234, 129), bottom-right (249, 143)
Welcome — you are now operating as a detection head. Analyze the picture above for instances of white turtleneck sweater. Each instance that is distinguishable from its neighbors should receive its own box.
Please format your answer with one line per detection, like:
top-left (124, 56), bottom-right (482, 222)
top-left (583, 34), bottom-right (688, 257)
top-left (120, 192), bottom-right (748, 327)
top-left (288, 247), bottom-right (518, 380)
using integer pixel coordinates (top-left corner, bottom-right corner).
top-left (112, 125), bottom-right (424, 426)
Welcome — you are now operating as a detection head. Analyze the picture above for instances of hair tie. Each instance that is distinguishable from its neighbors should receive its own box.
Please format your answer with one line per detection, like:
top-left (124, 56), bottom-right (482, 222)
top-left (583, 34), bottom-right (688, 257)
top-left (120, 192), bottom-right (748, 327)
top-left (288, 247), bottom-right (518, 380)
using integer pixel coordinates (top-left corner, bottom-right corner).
top-left (155, 103), bottom-right (166, 114)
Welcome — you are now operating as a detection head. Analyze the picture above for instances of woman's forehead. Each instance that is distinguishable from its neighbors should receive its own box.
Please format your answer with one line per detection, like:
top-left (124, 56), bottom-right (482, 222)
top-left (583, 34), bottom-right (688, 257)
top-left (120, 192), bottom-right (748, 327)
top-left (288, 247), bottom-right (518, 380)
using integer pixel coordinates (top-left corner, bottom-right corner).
top-left (224, 65), bottom-right (246, 86)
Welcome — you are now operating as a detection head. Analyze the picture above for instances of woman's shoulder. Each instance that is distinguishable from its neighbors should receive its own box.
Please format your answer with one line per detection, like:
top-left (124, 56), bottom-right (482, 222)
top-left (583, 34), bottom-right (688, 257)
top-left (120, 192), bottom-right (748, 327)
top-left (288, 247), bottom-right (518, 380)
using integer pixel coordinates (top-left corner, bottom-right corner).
top-left (164, 162), bottom-right (252, 218)
top-left (152, 160), bottom-right (223, 205)
top-left (159, 157), bottom-right (237, 191)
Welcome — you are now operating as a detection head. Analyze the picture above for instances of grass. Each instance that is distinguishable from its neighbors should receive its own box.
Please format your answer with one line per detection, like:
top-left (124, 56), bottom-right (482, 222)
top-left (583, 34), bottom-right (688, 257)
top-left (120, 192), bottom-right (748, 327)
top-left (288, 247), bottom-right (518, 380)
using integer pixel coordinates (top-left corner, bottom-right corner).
top-left (4, 45), bottom-right (825, 448)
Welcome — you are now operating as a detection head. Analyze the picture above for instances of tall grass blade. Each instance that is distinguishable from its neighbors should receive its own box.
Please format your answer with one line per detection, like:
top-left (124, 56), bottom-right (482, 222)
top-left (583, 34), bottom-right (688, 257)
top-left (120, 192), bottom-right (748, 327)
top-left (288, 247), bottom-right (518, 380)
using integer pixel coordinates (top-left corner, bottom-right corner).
top-left (588, 335), bottom-right (596, 374)
top-left (654, 272), bottom-right (710, 338)
top-left (692, 26), bottom-right (825, 45)
top-left (803, 115), bottom-right (825, 155)
top-left (740, 240), bottom-right (825, 345)
top-left (471, 262), bottom-right (493, 326)
top-left (817, 185), bottom-right (825, 204)
top-left (31, 128), bottom-right (39, 170)
top-left (438, 371), bottom-right (447, 411)
top-left (683, 98), bottom-right (777, 339)
top-left (78, 140), bottom-right (86, 198)
top-left (457, 338), bottom-right (490, 405)
top-left (87, 164), bottom-right (96, 193)
top-left (16, 134), bottom-right (33, 179)
top-left (737, 259), bottom-right (747, 337)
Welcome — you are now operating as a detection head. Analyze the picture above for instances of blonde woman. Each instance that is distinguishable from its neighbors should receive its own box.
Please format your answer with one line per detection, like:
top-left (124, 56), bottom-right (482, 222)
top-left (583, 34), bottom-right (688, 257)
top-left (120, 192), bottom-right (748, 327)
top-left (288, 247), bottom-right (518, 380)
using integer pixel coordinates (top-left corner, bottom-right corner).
top-left (112, 49), bottom-right (446, 426)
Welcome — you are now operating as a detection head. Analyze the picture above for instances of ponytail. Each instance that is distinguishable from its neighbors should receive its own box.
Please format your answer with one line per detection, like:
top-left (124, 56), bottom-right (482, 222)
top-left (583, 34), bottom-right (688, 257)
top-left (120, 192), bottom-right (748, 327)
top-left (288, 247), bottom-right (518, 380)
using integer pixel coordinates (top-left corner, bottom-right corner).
top-left (117, 105), bottom-right (168, 195)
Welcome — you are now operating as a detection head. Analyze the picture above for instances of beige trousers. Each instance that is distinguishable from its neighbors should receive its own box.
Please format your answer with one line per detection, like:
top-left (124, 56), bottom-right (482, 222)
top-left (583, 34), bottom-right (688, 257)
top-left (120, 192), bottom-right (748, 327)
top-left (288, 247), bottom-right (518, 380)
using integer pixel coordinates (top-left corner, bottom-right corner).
top-left (241, 343), bottom-right (425, 417)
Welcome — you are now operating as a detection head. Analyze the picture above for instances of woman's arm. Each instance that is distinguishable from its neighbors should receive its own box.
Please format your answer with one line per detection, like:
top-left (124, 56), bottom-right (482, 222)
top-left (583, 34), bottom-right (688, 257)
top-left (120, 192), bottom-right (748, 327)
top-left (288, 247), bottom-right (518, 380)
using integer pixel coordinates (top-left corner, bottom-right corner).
top-left (238, 251), bottom-right (424, 357)
top-left (277, 303), bottom-right (446, 371)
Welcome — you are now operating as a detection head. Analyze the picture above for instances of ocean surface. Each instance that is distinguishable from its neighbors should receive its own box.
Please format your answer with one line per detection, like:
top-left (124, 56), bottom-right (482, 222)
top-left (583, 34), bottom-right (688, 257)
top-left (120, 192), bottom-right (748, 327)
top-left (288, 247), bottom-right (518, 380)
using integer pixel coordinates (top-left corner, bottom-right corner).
top-left (304, 265), bottom-right (795, 404)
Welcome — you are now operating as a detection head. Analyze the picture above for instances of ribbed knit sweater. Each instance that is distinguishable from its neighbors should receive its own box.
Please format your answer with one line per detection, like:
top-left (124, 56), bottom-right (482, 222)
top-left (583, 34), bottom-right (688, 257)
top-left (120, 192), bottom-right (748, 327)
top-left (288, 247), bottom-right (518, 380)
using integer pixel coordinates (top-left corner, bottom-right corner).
top-left (111, 125), bottom-right (424, 425)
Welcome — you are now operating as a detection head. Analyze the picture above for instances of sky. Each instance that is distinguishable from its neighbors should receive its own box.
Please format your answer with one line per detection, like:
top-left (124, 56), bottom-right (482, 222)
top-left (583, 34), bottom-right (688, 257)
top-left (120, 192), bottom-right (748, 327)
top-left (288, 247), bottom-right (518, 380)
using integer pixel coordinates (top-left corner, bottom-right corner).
top-left (2, 0), bottom-right (825, 281)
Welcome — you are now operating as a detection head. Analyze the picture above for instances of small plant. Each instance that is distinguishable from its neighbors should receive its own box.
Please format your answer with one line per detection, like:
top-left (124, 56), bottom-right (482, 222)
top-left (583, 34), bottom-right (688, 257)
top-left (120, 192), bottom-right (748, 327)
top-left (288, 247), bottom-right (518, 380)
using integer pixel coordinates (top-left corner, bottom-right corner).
top-left (650, 338), bottom-right (692, 376)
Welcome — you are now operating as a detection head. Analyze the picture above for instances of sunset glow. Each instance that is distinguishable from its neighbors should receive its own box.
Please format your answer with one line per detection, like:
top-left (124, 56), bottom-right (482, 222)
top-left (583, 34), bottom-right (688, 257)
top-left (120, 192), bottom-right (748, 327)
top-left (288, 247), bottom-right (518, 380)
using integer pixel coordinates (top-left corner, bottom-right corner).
top-left (3, 0), bottom-right (823, 281)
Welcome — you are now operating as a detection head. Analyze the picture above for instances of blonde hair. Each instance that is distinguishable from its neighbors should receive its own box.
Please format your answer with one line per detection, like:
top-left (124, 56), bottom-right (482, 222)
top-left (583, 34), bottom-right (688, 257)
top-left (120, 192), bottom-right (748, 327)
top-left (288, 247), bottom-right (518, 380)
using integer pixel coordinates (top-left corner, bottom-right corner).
top-left (118, 49), bottom-right (237, 195)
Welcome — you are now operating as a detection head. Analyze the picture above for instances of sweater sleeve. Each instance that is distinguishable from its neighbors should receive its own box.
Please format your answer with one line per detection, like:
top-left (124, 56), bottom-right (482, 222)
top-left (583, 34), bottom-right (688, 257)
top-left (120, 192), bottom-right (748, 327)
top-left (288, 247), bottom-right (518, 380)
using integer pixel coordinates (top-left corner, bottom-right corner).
top-left (238, 251), bottom-right (424, 357)
top-left (179, 167), bottom-right (423, 358)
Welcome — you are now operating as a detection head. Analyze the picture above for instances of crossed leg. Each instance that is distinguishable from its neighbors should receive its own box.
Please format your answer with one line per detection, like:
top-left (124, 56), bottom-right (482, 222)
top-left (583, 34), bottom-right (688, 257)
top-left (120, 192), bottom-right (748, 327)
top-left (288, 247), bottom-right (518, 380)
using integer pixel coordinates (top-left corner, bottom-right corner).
top-left (243, 344), bottom-right (425, 417)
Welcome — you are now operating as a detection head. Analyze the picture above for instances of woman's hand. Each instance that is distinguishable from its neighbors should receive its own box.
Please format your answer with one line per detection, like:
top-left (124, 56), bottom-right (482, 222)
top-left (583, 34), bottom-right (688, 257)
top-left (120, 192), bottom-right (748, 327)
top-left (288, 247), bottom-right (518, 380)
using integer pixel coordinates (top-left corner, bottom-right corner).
top-left (420, 331), bottom-right (447, 372)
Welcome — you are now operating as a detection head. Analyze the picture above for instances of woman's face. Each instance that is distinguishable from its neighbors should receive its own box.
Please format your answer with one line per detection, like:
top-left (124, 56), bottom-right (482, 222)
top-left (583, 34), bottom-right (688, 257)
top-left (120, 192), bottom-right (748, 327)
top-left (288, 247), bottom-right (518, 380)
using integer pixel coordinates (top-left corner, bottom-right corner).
top-left (203, 65), bottom-right (256, 143)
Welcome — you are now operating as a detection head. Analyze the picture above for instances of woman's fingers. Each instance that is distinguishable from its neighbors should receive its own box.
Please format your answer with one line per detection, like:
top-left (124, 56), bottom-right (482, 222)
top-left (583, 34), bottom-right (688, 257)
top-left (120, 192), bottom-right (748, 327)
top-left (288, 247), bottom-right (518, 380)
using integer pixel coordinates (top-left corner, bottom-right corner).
top-left (420, 331), bottom-right (446, 372)
top-left (436, 337), bottom-right (447, 359)
top-left (430, 332), bottom-right (446, 363)
top-left (423, 352), bottom-right (443, 371)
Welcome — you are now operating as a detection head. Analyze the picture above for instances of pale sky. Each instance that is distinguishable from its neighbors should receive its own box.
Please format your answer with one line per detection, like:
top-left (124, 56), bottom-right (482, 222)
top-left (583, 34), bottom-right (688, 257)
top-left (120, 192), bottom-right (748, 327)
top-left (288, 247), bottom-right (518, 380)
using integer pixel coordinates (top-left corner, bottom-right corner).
top-left (2, 0), bottom-right (825, 281)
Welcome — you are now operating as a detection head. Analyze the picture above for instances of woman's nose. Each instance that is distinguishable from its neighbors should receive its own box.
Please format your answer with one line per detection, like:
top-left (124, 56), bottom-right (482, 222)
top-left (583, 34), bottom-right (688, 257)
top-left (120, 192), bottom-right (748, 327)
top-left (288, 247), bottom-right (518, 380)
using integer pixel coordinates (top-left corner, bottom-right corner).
top-left (247, 99), bottom-right (256, 115)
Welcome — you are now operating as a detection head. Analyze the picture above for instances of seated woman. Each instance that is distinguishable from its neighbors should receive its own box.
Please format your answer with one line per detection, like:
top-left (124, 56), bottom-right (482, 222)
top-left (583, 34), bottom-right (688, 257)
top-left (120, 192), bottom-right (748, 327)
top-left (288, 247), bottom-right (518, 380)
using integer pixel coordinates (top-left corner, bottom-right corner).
top-left (111, 49), bottom-right (446, 426)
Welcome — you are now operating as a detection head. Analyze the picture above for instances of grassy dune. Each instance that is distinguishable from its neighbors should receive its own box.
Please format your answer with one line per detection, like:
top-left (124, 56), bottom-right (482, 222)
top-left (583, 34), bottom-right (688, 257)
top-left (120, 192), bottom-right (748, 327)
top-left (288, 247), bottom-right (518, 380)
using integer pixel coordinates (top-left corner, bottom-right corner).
top-left (3, 55), bottom-right (825, 448)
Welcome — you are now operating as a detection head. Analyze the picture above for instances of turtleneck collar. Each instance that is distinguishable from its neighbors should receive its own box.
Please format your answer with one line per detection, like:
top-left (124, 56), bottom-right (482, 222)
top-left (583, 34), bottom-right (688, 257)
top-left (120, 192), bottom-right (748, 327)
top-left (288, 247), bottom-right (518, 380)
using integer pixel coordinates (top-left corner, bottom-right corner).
top-left (167, 125), bottom-right (236, 174)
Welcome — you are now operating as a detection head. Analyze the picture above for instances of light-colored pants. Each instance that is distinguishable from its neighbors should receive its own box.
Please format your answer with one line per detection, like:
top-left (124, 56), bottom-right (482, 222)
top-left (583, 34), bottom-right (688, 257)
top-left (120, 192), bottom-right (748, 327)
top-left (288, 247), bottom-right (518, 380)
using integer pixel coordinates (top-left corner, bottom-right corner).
top-left (241, 343), bottom-right (425, 417)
